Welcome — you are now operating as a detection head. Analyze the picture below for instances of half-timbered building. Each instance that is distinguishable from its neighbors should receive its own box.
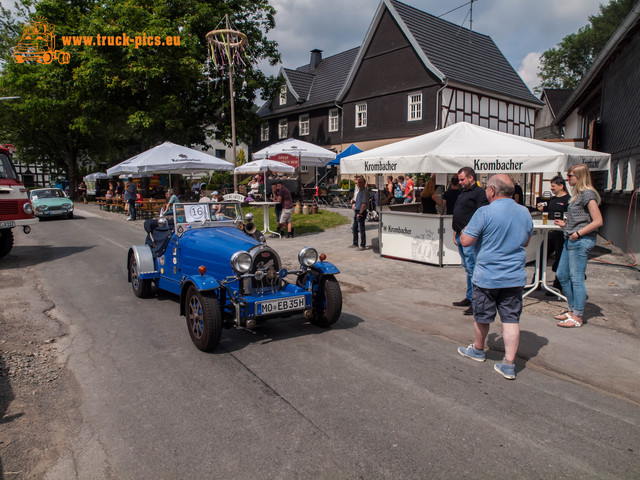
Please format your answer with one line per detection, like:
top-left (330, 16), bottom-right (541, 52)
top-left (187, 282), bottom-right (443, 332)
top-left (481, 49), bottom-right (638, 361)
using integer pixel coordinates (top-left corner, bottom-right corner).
top-left (553, 2), bottom-right (640, 257)
top-left (256, 0), bottom-right (542, 156)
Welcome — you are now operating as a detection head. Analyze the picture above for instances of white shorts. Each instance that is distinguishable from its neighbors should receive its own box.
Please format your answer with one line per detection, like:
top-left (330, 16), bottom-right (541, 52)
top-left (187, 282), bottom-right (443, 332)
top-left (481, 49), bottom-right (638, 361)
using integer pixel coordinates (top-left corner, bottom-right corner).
top-left (279, 208), bottom-right (293, 223)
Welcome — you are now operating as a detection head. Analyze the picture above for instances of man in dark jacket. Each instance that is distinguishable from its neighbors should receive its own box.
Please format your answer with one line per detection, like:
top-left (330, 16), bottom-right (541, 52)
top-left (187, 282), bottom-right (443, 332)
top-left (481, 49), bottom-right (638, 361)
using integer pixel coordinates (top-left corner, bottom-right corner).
top-left (451, 167), bottom-right (488, 314)
top-left (124, 178), bottom-right (138, 221)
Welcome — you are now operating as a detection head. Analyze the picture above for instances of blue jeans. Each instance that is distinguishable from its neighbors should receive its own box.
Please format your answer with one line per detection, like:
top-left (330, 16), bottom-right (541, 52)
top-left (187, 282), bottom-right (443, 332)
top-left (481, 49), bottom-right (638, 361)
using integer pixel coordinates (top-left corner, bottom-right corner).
top-left (456, 232), bottom-right (475, 301)
top-left (352, 211), bottom-right (366, 247)
top-left (127, 198), bottom-right (136, 220)
top-left (555, 236), bottom-right (596, 317)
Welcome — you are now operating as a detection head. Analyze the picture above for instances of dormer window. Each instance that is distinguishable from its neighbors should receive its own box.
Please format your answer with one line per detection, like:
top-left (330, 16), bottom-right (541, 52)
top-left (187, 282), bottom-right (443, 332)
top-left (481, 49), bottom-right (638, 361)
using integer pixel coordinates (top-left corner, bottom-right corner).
top-left (279, 85), bottom-right (287, 106)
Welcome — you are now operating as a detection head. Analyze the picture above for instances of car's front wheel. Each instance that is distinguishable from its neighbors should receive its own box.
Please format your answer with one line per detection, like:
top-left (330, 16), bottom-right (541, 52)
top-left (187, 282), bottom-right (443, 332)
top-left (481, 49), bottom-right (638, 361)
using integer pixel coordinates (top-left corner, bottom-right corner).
top-left (129, 254), bottom-right (152, 298)
top-left (185, 286), bottom-right (222, 352)
top-left (309, 275), bottom-right (342, 328)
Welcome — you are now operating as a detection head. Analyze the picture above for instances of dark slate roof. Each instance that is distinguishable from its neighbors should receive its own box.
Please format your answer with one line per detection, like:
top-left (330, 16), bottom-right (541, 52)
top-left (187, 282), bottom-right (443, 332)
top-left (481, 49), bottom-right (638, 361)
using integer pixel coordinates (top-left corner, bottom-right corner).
top-left (258, 47), bottom-right (360, 117)
top-left (389, 0), bottom-right (542, 105)
top-left (541, 88), bottom-right (573, 118)
top-left (283, 68), bottom-right (314, 102)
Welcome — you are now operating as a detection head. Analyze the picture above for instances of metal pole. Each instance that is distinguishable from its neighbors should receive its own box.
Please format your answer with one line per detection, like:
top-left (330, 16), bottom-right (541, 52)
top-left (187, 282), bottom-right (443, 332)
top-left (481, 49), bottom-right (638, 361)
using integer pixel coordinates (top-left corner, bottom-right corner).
top-left (227, 15), bottom-right (238, 193)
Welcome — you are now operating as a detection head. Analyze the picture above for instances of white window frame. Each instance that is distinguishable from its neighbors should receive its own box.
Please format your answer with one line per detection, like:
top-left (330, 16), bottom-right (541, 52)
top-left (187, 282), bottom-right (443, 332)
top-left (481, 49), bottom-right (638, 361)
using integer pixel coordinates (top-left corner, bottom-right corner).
top-left (260, 123), bottom-right (269, 142)
top-left (328, 108), bottom-right (339, 132)
top-left (355, 103), bottom-right (367, 128)
top-left (278, 119), bottom-right (288, 139)
top-left (300, 165), bottom-right (309, 173)
top-left (407, 92), bottom-right (422, 121)
top-left (279, 85), bottom-right (287, 105)
top-left (299, 114), bottom-right (310, 136)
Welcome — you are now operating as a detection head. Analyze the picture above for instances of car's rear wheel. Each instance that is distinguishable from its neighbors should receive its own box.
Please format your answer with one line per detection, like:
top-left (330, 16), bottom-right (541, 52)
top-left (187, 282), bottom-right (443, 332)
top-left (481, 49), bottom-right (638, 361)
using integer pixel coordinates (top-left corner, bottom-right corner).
top-left (185, 286), bottom-right (222, 352)
top-left (309, 275), bottom-right (342, 328)
top-left (0, 229), bottom-right (14, 259)
top-left (129, 254), bottom-right (152, 298)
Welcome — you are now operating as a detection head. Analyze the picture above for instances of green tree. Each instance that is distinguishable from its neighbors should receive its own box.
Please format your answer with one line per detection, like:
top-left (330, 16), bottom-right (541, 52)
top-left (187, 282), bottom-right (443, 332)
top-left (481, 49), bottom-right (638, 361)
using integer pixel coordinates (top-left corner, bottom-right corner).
top-left (538, 0), bottom-right (635, 90)
top-left (0, 0), bottom-right (280, 194)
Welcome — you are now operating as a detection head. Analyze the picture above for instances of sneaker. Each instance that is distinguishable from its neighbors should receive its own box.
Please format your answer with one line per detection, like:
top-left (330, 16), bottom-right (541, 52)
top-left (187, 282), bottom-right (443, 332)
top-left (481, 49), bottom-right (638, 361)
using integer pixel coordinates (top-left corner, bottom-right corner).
top-left (127, 217), bottom-right (135, 221)
top-left (359, 246), bottom-right (366, 250)
top-left (452, 298), bottom-right (471, 307)
top-left (457, 344), bottom-right (486, 362)
top-left (348, 244), bottom-right (358, 248)
top-left (463, 306), bottom-right (473, 316)
top-left (494, 362), bottom-right (516, 380)
top-left (126, 216), bottom-right (131, 220)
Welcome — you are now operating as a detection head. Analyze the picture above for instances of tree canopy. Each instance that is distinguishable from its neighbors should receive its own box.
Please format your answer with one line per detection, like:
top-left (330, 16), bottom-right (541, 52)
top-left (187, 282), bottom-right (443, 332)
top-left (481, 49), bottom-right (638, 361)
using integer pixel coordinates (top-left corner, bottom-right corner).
top-left (0, 0), bottom-right (281, 186)
top-left (538, 0), bottom-right (636, 90)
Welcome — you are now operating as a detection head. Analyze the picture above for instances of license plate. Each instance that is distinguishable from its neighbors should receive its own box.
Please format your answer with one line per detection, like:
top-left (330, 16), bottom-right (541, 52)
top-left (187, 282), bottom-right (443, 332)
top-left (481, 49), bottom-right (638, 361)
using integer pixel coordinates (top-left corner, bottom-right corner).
top-left (256, 296), bottom-right (306, 316)
top-left (0, 220), bottom-right (15, 228)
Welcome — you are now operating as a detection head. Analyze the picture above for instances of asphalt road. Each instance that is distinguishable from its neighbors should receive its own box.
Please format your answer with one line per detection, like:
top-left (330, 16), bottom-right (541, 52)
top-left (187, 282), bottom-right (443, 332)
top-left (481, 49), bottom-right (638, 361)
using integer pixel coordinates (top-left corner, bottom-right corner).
top-left (8, 208), bottom-right (640, 479)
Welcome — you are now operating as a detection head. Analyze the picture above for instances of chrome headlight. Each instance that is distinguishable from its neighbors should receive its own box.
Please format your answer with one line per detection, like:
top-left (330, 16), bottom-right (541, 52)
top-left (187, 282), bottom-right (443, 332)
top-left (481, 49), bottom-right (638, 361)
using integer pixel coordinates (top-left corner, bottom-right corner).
top-left (298, 247), bottom-right (318, 267)
top-left (230, 251), bottom-right (252, 274)
top-left (244, 212), bottom-right (254, 223)
top-left (23, 203), bottom-right (34, 214)
top-left (64, 203), bottom-right (73, 211)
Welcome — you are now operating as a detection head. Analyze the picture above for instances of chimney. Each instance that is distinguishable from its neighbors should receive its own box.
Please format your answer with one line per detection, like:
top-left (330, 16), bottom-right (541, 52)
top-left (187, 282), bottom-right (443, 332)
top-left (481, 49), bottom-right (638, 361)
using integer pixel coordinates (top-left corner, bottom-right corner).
top-left (310, 49), bottom-right (323, 69)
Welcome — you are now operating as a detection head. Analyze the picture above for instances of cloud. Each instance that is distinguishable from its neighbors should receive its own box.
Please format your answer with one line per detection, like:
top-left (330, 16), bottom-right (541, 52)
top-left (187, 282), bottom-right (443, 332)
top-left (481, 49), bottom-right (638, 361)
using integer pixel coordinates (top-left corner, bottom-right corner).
top-left (517, 52), bottom-right (542, 94)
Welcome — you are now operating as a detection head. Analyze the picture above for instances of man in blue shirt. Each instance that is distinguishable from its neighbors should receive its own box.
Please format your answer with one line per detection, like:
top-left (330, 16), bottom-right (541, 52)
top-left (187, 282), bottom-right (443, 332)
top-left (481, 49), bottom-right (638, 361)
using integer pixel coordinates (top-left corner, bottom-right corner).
top-left (456, 174), bottom-right (533, 380)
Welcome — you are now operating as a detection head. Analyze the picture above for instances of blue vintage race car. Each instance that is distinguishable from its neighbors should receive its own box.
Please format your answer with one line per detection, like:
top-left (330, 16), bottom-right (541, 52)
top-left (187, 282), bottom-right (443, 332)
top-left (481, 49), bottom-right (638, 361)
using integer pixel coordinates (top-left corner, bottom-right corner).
top-left (127, 201), bottom-right (342, 352)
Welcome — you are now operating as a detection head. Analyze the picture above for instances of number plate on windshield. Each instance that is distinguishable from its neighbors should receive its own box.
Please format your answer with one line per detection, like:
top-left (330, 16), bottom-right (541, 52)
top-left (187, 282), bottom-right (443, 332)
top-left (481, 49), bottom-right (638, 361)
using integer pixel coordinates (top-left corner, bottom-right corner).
top-left (256, 296), bottom-right (306, 316)
top-left (0, 220), bottom-right (16, 228)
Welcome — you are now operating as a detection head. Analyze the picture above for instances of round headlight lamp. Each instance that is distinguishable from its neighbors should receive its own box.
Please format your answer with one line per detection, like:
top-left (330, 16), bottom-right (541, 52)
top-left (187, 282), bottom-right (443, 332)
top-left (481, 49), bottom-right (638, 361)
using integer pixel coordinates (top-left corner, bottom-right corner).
top-left (298, 247), bottom-right (318, 267)
top-left (244, 212), bottom-right (254, 223)
top-left (23, 203), bottom-right (34, 214)
top-left (230, 251), bottom-right (252, 274)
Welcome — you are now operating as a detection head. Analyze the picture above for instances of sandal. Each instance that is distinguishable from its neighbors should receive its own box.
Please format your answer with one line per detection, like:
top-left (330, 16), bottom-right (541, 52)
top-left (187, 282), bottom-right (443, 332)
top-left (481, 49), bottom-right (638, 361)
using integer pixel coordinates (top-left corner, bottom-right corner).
top-left (554, 312), bottom-right (573, 321)
top-left (557, 318), bottom-right (582, 328)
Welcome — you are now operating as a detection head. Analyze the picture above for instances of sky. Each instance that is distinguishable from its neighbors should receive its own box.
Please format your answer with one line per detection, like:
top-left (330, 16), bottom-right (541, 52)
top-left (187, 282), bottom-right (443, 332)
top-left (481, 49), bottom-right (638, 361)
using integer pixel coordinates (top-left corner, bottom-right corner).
top-left (262, 0), bottom-right (606, 94)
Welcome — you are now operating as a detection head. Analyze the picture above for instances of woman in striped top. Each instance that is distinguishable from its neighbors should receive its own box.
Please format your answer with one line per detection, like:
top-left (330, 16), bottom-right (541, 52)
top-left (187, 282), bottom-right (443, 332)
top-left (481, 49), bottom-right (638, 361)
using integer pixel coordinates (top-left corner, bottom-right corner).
top-left (552, 164), bottom-right (603, 328)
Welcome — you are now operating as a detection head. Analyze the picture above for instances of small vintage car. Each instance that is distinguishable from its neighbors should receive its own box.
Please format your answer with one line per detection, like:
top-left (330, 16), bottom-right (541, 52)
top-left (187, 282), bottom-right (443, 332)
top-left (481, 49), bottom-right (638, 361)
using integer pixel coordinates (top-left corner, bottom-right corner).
top-left (29, 187), bottom-right (74, 219)
top-left (127, 201), bottom-right (342, 352)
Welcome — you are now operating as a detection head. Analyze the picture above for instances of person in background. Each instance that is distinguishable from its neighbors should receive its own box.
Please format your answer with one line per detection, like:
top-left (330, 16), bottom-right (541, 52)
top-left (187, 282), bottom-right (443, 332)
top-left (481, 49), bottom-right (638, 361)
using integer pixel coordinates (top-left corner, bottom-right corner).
top-left (78, 181), bottom-right (87, 203)
top-left (452, 167), bottom-right (489, 315)
top-left (249, 175), bottom-right (261, 198)
top-left (441, 174), bottom-right (461, 215)
top-left (199, 190), bottom-right (211, 203)
top-left (124, 178), bottom-right (137, 221)
top-left (382, 175), bottom-right (394, 205)
top-left (420, 173), bottom-right (441, 214)
top-left (160, 188), bottom-right (179, 217)
top-left (394, 176), bottom-right (405, 204)
top-left (553, 164), bottom-right (603, 328)
top-left (537, 175), bottom-right (570, 292)
top-left (270, 183), bottom-right (282, 236)
top-left (403, 174), bottom-right (415, 203)
top-left (275, 180), bottom-right (294, 238)
top-left (115, 181), bottom-right (124, 196)
top-left (350, 176), bottom-right (368, 250)
top-left (136, 192), bottom-right (144, 205)
top-left (512, 179), bottom-right (524, 205)
top-left (105, 188), bottom-right (114, 203)
top-left (457, 174), bottom-right (533, 380)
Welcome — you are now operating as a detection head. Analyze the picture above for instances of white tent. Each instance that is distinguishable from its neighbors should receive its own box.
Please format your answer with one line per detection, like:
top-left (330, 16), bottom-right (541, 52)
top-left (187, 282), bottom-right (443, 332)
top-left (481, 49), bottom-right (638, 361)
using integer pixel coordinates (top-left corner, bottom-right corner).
top-left (340, 122), bottom-right (611, 174)
top-left (84, 172), bottom-right (109, 181)
top-left (253, 138), bottom-right (336, 167)
top-left (107, 141), bottom-right (233, 176)
top-left (234, 159), bottom-right (295, 174)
